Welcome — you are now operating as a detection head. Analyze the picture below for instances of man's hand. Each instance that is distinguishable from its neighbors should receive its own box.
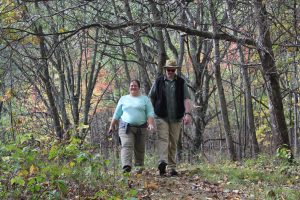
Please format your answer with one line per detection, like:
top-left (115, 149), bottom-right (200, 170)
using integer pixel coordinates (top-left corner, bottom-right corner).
top-left (183, 113), bottom-right (192, 125)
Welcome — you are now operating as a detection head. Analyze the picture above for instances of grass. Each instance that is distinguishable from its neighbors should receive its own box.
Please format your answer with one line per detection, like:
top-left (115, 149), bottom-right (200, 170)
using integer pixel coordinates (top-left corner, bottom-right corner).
top-left (189, 154), bottom-right (300, 199)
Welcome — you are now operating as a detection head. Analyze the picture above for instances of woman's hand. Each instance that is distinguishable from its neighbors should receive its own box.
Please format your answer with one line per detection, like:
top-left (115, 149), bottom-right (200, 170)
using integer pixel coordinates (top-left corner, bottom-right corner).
top-left (108, 119), bottom-right (118, 134)
top-left (147, 117), bottom-right (155, 133)
top-left (147, 124), bottom-right (155, 133)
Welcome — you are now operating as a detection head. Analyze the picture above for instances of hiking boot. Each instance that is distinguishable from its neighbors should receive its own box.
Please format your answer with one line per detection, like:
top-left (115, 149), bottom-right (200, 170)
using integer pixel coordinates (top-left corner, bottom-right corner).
top-left (123, 165), bottom-right (131, 173)
top-left (158, 162), bottom-right (167, 176)
top-left (170, 169), bottom-right (178, 176)
top-left (135, 167), bottom-right (144, 174)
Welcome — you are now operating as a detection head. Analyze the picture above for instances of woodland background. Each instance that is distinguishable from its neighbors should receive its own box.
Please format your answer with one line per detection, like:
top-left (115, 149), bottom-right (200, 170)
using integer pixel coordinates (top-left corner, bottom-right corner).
top-left (0, 0), bottom-right (299, 199)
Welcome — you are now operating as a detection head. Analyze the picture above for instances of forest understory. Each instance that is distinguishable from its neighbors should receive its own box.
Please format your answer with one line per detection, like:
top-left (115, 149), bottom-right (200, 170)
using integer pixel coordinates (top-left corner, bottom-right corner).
top-left (63, 155), bottom-right (300, 200)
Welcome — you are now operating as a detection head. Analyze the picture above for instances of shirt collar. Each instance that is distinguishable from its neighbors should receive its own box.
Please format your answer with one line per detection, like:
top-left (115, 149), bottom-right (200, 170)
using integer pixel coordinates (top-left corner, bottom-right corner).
top-left (164, 74), bottom-right (177, 81)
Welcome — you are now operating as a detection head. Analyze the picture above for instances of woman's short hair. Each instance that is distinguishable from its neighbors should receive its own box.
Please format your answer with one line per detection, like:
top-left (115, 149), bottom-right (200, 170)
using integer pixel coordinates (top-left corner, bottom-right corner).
top-left (130, 79), bottom-right (140, 88)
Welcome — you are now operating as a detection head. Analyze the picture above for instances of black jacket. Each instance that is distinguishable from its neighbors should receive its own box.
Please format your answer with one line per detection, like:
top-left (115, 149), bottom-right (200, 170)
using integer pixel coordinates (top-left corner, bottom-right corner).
top-left (153, 75), bottom-right (185, 119)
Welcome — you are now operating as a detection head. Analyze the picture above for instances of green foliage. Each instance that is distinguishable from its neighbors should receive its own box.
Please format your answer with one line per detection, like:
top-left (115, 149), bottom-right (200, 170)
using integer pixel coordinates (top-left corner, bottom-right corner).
top-left (10, 176), bottom-right (25, 186)
top-left (276, 144), bottom-right (293, 163)
top-left (1, 134), bottom-right (300, 199)
top-left (191, 155), bottom-right (300, 199)
top-left (0, 130), bottom-right (146, 199)
top-left (256, 124), bottom-right (271, 143)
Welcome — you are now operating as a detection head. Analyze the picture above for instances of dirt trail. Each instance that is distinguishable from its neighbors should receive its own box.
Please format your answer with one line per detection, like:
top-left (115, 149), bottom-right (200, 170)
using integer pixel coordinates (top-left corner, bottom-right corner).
top-left (129, 169), bottom-right (249, 200)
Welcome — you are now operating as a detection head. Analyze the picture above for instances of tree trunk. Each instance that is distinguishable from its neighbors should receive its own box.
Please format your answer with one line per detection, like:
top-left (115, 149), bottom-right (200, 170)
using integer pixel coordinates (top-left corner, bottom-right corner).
top-left (63, 40), bottom-right (82, 127)
top-left (226, 0), bottom-right (259, 156)
top-left (112, 0), bottom-right (131, 85)
top-left (184, 1), bottom-right (213, 151)
top-left (124, 0), bottom-right (151, 93)
top-left (37, 25), bottom-right (63, 139)
top-left (292, 50), bottom-right (299, 155)
top-left (253, 0), bottom-right (290, 149)
top-left (209, 0), bottom-right (237, 161)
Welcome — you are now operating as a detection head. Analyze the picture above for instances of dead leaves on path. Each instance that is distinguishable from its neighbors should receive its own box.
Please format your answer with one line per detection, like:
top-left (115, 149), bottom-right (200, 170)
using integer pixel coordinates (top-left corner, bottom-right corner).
top-left (126, 169), bottom-right (247, 200)
top-left (144, 181), bottom-right (159, 190)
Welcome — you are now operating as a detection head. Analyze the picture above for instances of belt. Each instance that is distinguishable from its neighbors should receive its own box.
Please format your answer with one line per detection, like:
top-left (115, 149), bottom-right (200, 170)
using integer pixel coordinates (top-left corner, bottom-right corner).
top-left (128, 122), bottom-right (147, 128)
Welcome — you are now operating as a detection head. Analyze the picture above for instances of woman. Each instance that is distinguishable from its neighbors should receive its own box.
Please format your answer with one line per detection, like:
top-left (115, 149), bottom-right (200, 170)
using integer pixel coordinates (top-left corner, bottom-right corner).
top-left (109, 80), bottom-right (155, 173)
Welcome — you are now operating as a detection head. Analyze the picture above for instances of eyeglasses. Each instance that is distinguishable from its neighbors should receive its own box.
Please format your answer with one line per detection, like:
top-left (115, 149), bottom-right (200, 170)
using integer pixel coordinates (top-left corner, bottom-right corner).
top-left (167, 69), bottom-right (176, 72)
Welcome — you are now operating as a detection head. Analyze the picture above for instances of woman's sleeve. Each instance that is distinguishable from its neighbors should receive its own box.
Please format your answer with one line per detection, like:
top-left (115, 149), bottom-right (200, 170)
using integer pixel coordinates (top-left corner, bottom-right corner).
top-left (145, 96), bottom-right (154, 117)
top-left (112, 97), bottom-right (123, 120)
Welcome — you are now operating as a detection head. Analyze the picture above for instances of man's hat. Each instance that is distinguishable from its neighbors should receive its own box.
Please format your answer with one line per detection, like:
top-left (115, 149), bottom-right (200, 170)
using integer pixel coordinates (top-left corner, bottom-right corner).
top-left (163, 60), bottom-right (181, 68)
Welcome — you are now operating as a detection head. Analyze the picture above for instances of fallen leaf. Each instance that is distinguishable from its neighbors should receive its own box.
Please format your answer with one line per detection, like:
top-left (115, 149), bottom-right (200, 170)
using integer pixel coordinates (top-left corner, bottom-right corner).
top-left (30, 165), bottom-right (38, 175)
top-left (144, 181), bottom-right (158, 190)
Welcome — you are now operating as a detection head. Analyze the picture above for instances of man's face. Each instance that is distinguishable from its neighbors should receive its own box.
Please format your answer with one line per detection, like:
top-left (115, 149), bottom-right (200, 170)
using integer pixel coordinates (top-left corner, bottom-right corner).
top-left (166, 68), bottom-right (176, 79)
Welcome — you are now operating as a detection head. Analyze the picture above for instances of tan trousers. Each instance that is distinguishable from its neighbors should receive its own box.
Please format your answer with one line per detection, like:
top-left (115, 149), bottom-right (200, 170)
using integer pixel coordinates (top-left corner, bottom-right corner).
top-left (155, 118), bottom-right (181, 169)
top-left (119, 126), bottom-right (147, 168)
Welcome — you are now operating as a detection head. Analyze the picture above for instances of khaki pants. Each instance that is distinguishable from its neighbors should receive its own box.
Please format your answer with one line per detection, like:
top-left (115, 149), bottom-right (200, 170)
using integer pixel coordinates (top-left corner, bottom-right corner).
top-left (155, 118), bottom-right (181, 169)
top-left (119, 126), bottom-right (147, 168)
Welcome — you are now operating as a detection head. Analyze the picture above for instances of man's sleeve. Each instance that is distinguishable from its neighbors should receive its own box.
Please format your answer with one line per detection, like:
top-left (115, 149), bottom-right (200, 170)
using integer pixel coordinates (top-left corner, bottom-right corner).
top-left (148, 81), bottom-right (156, 99)
top-left (183, 82), bottom-right (191, 99)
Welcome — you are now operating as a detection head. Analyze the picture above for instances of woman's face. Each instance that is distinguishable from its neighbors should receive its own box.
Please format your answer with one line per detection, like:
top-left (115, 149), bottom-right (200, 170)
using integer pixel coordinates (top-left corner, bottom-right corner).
top-left (129, 81), bottom-right (140, 96)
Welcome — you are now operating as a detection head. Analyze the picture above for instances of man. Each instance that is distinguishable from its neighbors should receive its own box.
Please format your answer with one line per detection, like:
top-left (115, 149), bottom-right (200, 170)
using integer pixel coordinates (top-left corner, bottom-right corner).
top-left (149, 60), bottom-right (191, 176)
